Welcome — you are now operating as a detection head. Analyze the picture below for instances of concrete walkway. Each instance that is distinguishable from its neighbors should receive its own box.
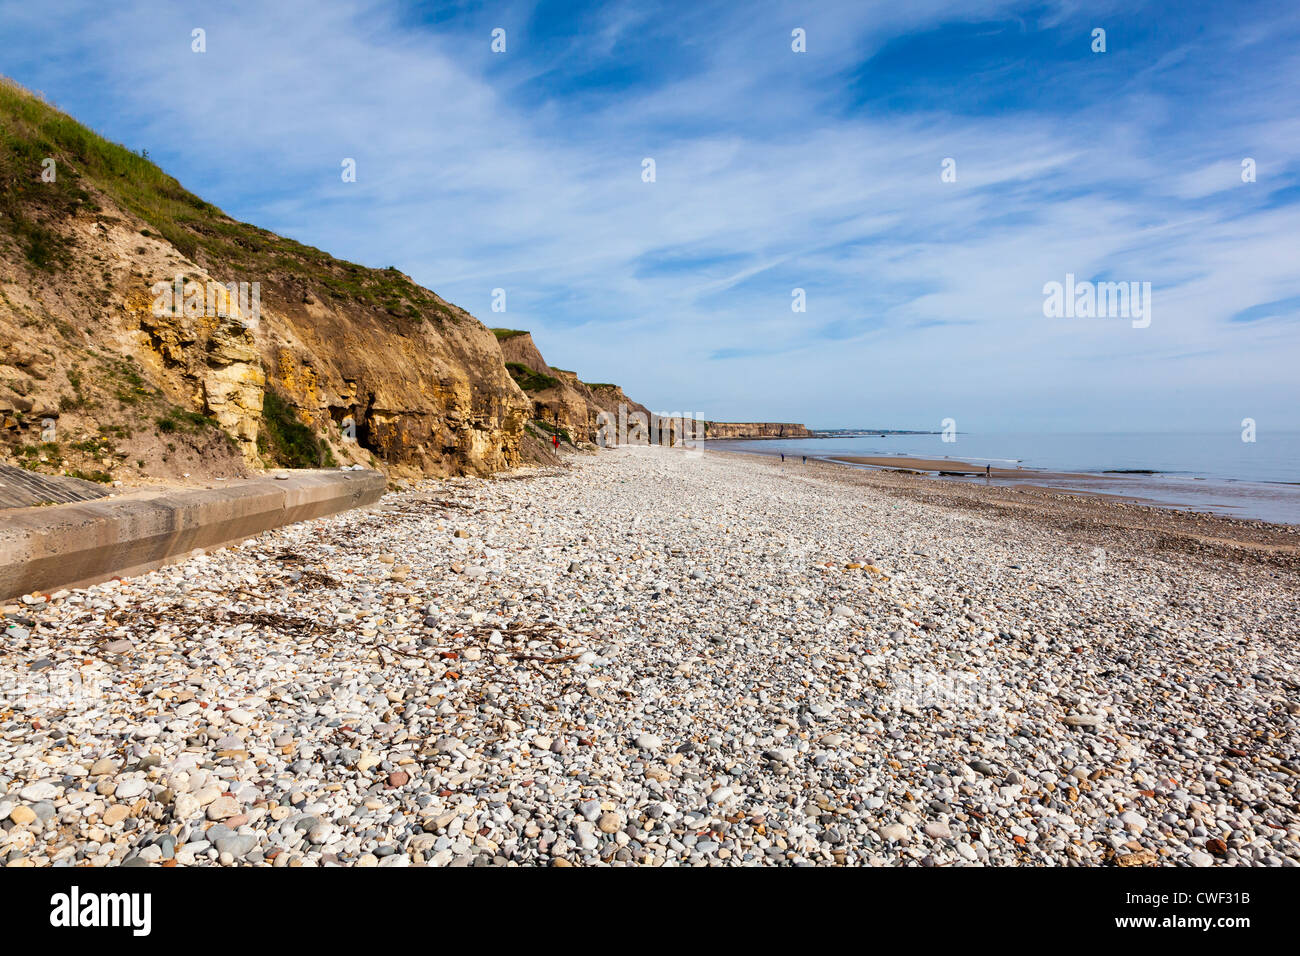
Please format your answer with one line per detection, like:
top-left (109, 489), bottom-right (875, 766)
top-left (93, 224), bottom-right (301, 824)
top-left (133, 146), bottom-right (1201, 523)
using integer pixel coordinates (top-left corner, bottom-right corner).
top-left (0, 469), bottom-right (385, 601)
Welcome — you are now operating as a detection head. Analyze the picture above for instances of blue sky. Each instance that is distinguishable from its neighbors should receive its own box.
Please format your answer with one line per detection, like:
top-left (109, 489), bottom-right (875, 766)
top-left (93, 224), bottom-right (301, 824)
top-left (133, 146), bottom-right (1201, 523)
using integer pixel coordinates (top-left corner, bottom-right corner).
top-left (2, 0), bottom-right (1298, 430)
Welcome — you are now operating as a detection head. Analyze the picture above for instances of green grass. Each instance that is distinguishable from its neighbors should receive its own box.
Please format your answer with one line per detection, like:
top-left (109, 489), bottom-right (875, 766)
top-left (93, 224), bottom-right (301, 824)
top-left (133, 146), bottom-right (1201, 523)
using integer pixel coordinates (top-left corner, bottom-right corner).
top-left (156, 406), bottom-right (219, 434)
top-left (68, 468), bottom-right (112, 484)
top-left (505, 362), bottom-right (558, 393)
top-left (257, 389), bottom-right (336, 468)
top-left (0, 77), bottom-right (452, 319)
top-left (491, 328), bottom-right (528, 340)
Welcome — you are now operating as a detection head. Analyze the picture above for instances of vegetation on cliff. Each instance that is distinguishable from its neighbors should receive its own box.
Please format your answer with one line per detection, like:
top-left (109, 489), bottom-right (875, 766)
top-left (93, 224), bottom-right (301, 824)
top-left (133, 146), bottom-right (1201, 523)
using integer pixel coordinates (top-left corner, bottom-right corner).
top-left (1, 77), bottom-right (531, 481)
top-left (505, 362), bottom-right (560, 393)
top-left (0, 79), bottom-right (446, 320)
top-left (256, 389), bottom-right (337, 469)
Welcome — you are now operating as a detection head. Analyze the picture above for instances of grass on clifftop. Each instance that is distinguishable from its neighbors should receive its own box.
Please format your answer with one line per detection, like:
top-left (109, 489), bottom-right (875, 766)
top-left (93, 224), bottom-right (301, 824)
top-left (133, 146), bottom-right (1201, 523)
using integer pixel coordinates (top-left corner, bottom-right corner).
top-left (0, 77), bottom-right (450, 320)
top-left (491, 328), bottom-right (528, 340)
top-left (505, 362), bottom-right (558, 393)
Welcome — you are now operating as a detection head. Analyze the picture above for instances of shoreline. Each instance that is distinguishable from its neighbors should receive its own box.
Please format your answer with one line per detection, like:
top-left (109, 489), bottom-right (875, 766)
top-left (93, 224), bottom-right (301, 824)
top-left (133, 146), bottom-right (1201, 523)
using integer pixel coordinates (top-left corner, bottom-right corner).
top-left (703, 447), bottom-right (1300, 574)
top-left (709, 443), bottom-right (1300, 527)
top-left (826, 454), bottom-right (1114, 480)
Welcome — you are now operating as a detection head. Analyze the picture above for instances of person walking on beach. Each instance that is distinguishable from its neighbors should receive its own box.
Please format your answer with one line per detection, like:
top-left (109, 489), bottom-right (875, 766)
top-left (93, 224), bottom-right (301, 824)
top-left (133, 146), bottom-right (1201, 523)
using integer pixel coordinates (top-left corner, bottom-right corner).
top-left (985, 464), bottom-right (990, 478)
top-left (802, 455), bottom-right (807, 464)
top-left (780, 453), bottom-right (785, 462)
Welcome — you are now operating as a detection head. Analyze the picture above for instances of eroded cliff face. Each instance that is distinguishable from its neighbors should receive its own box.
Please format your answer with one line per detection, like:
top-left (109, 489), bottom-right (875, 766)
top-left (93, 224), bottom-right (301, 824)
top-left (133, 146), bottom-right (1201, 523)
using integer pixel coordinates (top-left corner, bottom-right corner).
top-left (493, 331), bottom-right (810, 447)
top-left (1, 80), bottom-right (798, 485)
top-left (263, 288), bottom-right (528, 477)
top-left (124, 277), bottom-right (265, 465)
top-left (703, 422), bottom-right (812, 439)
top-left (495, 331), bottom-right (651, 445)
top-left (0, 78), bottom-right (530, 482)
top-left (0, 202), bottom-right (530, 481)
top-left (496, 331), bottom-right (555, 378)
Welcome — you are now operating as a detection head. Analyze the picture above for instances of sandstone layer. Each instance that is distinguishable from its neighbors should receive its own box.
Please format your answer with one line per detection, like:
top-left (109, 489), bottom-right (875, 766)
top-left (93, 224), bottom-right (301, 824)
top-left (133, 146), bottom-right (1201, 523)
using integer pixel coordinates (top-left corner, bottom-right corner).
top-left (702, 422), bottom-right (812, 439)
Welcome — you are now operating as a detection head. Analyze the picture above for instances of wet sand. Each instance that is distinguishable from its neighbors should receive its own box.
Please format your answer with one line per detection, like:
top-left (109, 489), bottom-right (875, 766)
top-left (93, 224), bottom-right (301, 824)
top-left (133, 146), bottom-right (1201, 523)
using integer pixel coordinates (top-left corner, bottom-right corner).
top-left (728, 451), bottom-right (1300, 525)
top-left (826, 455), bottom-right (1113, 481)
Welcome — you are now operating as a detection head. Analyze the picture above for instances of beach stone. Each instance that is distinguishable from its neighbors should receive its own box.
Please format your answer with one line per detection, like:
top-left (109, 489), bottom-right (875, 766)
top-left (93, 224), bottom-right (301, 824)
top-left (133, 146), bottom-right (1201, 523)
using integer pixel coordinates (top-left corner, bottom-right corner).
top-left (8, 805), bottom-right (36, 826)
top-left (1063, 715), bottom-right (1102, 727)
top-left (115, 778), bottom-right (147, 800)
top-left (1117, 849), bottom-right (1159, 867)
top-left (880, 823), bottom-right (909, 842)
top-left (356, 752), bottom-right (382, 772)
top-left (1120, 811), bottom-right (1147, 832)
top-left (173, 793), bottom-right (201, 820)
top-left (19, 782), bottom-right (57, 801)
top-left (206, 796), bottom-right (241, 821)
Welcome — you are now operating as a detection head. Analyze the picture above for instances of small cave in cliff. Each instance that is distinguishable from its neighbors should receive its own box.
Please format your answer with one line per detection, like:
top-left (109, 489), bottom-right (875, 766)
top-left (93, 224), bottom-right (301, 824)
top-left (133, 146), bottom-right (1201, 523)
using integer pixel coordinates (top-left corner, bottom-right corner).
top-left (329, 402), bottom-right (380, 458)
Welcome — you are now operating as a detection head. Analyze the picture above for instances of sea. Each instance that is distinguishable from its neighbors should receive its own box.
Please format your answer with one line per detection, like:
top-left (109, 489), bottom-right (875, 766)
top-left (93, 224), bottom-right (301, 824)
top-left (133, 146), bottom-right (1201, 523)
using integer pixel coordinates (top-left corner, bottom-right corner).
top-left (709, 431), bottom-right (1300, 524)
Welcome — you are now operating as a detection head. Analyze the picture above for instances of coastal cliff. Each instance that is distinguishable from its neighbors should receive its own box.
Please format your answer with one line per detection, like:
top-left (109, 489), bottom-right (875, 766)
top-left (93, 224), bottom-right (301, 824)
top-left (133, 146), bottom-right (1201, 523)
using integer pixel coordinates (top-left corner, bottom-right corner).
top-left (1, 78), bottom-right (798, 485)
top-left (0, 78), bottom-right (531, 482)
top-left (494, 329), bottom-right (650, 444)
top-left (703, 422), bottom-right (811, 439)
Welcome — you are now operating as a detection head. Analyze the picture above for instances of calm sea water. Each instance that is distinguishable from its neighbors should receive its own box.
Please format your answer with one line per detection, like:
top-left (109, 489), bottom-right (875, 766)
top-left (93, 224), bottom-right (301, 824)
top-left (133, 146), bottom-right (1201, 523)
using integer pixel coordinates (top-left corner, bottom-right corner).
top-left (711, 432), bottom-right (1300, 524)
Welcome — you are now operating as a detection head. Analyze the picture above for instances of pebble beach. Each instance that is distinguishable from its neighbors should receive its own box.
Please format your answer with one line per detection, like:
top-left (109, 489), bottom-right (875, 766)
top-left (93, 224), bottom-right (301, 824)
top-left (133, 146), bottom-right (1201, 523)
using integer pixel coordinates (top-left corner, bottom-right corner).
top-left (2, 445), bottom-right (1298, 867)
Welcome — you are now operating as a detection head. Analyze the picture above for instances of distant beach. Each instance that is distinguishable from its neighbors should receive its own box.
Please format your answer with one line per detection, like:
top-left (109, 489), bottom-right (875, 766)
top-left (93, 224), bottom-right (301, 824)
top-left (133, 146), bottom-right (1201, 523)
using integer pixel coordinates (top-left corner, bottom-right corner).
top-left (711, 433), bottom-right (1300, 524)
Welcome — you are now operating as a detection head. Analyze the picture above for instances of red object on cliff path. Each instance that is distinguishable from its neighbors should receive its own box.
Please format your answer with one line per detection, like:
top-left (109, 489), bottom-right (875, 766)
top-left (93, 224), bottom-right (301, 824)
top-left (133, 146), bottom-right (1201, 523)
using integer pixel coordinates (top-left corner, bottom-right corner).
top-left (553, 434), bottom-right (559, 448)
